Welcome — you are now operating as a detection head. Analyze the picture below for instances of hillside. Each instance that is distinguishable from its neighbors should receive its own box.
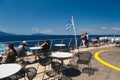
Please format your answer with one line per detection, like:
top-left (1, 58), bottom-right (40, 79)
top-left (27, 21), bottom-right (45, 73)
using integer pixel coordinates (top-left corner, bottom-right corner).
top-left (0, 31), bottom-right (15, 36)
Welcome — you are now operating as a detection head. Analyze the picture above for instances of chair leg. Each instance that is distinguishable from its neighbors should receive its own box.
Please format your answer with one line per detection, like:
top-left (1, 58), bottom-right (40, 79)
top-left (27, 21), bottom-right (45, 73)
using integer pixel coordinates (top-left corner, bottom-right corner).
top-left (42, 66), bottom-right (47, 80)
top-left (36, 63), bottom-right (40, 72)
top-left (23, 76), bottom-right (26, 80)
top-left (88, 61), bottom-right (91, 76)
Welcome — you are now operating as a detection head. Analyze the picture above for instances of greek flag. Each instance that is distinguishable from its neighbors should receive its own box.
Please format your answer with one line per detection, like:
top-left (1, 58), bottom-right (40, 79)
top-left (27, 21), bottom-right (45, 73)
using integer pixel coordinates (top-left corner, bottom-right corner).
top-left (65, 19), bottom-right (73, 30)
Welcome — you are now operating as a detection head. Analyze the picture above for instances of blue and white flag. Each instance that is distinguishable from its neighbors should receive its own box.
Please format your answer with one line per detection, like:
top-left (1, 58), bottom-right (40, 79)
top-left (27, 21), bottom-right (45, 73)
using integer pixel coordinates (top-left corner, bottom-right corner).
top-left (65, 19), bottom-right (73, 30)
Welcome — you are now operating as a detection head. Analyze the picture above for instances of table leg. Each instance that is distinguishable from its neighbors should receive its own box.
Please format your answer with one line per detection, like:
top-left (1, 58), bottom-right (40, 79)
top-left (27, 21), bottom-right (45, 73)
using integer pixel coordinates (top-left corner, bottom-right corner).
top-left (35, 50), bottom-right (37, 60)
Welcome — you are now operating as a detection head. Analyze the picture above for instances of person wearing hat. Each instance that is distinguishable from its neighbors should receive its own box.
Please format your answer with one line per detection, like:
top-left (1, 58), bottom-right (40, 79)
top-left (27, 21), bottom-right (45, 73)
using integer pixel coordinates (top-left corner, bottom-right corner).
top-left (17, 41), bottom-right (29, 57)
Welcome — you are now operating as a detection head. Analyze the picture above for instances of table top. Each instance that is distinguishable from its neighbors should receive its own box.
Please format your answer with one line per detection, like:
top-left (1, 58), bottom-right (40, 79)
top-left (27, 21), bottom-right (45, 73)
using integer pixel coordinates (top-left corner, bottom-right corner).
top-left (55, 44), bottom-right (66, 47)
top-left (26, 51), bottom-right (33, 55)
top-left (0, 63), bottom-right (21, 79)
top-left (92, 39), bottom-right (98, 41)
top-left (51, 52), bottom-right (73, 59)
top-left (29, 46), bottom-right (42, 50)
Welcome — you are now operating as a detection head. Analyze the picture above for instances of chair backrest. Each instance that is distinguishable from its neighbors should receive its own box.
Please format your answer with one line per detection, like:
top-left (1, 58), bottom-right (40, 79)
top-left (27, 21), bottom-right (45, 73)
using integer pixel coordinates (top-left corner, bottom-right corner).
top-left (38, 55), bottom-right (52, 66)
top-left (51, 61), bottom-right (63, 73)
top-left (77, 51), bottom-right (92, 61)
top-left (62, 47), bottom-right (70, 52)
top-left (25, 67), bottom-right (37, 80)
top-left (17, 60), bottom-right (27, 68)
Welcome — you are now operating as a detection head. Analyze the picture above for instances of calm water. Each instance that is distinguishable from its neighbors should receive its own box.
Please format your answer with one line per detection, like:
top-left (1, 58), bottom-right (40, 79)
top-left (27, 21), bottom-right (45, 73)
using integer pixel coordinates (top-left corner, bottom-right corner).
top-left (0, 35), bottom-right (119, 42)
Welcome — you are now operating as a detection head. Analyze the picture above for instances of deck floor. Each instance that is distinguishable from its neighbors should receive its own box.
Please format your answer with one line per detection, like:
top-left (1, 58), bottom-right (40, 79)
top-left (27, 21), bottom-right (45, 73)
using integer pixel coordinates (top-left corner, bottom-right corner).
top-left (19, 44), bottom-right (120, 80)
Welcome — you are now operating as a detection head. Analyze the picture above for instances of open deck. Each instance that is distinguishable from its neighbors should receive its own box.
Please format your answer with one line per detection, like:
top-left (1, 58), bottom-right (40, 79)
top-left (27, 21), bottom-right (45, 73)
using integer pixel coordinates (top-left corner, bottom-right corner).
top-left (17, 43), bottom-right (120, 80)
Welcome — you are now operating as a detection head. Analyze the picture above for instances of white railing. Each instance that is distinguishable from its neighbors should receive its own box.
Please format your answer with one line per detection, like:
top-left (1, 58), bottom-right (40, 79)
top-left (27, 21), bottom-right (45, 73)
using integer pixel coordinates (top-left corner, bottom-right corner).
top-left (0, 38), bottom-right (80, 51)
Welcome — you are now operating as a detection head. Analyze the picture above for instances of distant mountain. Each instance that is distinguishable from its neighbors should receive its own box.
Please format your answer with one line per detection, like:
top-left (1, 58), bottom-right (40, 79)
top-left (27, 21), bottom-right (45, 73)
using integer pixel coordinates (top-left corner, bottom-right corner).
top-left (0, 31), bottom-right (16, 36)
top-left (31, 33), bottom-right (48, 35)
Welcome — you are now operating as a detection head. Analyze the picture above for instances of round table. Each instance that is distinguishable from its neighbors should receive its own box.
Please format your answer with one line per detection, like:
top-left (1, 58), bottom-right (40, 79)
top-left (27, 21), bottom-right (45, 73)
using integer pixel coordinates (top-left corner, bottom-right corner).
top-left (51, 52), bottom-right (73, 65)
top-left (51, 52), bottom-right (73, 59)
top-left (54, 44), bottom-right (66, 51)
top-left (51, 52), bottom-right (73, 79)
top-left (29, 46), bottom-right (42, 60)
top-left (55, 44), bottom-right (66, 47)
top-left (29, 46), bottom-right (42, 50)
top-left (0, 63), bottom-right (21, 79)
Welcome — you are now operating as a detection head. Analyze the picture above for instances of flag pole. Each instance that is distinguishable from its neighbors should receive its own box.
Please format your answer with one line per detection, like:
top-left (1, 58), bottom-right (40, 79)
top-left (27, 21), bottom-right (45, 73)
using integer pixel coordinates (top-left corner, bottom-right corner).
top-left (71, 16), bottom-right (77, 47)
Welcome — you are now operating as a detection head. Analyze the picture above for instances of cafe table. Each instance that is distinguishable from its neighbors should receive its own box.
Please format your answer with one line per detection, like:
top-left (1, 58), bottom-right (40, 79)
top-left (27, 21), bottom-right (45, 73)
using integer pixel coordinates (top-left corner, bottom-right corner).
top-left (51, 52), bottom-right (73, 79)
top-left (0, 63), bottom-right (21, 79)
top-left (51, 52), bottom-right (73, 65)
top-left (29, 46), bottom-right (42, 60)
top-left (54, 44), bottom-right (66, 51)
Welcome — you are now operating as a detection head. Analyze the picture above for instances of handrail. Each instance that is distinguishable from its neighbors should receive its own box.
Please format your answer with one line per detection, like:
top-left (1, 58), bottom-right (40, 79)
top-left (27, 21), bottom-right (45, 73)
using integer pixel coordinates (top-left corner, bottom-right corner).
top-left (0, 38), bottom-right (80, 50)
top-left (1, 36), bottom-right (117, 50)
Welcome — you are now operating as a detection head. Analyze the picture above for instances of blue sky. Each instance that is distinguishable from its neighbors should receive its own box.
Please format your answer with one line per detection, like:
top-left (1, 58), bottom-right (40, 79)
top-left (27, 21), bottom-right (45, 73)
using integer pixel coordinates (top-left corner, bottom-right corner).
top-left (0, 0), bottom-right (120, 35)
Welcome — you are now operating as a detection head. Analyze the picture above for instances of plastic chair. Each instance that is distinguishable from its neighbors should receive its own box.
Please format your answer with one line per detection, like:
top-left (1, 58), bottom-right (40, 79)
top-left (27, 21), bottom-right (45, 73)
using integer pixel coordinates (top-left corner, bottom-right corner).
top-left (76, 51), bottom-right (92, 76)
top-left (45, 61), bottom-right (63, 80)
top-left (17, 48), bottom-right (27, 62)
top-left (25, 67), bottom-right (37, 80)
top-left (37, 52), bottom-right (52, 80)
top-left (8, 67), bottom-right (37, 80)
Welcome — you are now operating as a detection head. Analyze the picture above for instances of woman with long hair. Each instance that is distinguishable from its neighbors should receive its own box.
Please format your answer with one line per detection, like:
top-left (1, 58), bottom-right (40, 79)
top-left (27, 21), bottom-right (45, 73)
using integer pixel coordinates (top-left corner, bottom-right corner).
top-left (4, 43), bottom-right (17, 63)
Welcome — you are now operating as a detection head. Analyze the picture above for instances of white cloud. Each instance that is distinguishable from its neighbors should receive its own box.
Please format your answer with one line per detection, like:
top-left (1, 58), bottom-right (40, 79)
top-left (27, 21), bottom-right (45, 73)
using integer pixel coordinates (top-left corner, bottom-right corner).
top-left (40, 29), bottom-right (54, 34)
top-left (110, 27), bottom-right (120, 30)
top-left (101, 27), bottom-right (109, 30)
top-left (101, 26), bottom-right (120, 31)
top-left (32, 27), bottom-right (40, 32)
top-left (32, 27), bottom-right (54, 34)
top-left (76, 27), bottom-right (120, 35)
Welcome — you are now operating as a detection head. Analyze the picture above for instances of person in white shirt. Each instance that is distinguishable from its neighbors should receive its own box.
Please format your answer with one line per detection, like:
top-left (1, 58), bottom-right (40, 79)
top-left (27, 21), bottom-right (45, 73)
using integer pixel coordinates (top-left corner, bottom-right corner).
top-left (17, 41), bottom-right (29, 57)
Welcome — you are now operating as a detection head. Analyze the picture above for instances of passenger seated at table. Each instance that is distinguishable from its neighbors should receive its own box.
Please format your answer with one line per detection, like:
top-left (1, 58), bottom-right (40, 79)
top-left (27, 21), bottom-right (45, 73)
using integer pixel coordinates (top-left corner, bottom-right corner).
top-left (96, 36), bottom-right (99, 42)
top-left (39, 40), bottom-right (50, 55)
top-left (17, 41), bottom-right (29, 57)
top-left (3, 43), bottom-right (17, 63)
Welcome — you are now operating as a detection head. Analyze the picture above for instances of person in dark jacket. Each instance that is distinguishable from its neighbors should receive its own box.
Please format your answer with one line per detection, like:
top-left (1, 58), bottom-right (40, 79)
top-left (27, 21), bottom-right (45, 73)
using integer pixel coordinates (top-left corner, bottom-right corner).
top-left (40, 40), bottom-right (50, 52)
top-left (85, 32), bottom-right (89, 47)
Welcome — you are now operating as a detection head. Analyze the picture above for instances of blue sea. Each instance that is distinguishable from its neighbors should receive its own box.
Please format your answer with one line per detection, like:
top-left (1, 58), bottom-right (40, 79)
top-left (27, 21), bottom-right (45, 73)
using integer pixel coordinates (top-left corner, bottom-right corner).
top-left (0, 35), bottom-right (119, 42)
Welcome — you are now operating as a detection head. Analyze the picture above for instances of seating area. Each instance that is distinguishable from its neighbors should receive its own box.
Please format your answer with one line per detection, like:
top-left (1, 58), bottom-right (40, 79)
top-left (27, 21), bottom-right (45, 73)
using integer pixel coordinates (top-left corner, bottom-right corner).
top-left (0, 42), bottom-right (119, 80)
top-left (19, 48), bottom-right (94, 80)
